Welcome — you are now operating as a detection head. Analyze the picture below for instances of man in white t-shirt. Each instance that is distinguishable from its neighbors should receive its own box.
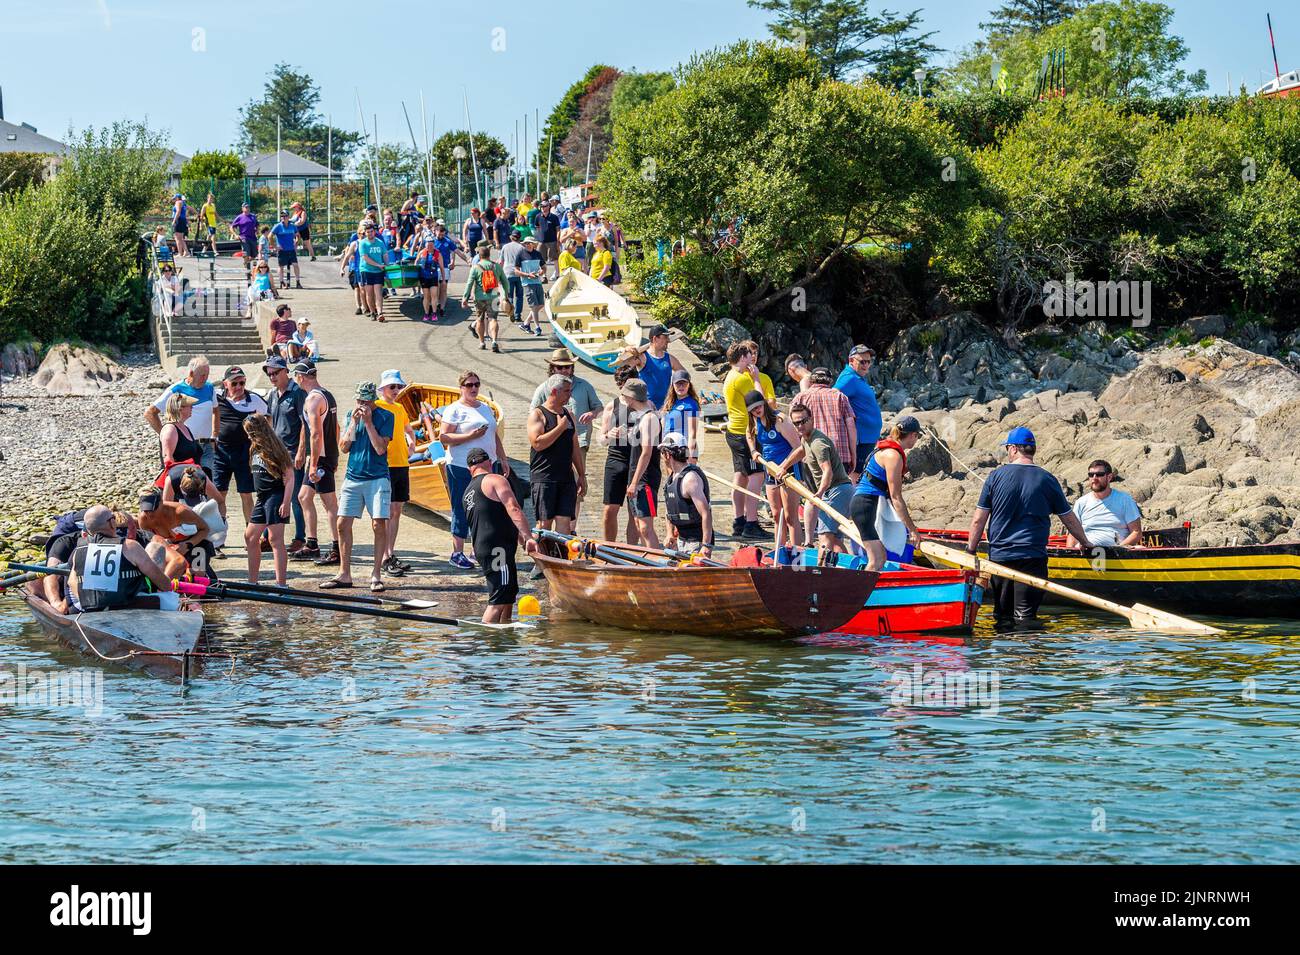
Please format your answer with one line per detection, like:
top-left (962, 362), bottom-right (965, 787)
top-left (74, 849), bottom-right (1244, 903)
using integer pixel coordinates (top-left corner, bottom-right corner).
top-left (1066, 459), bottom-right (1143, 547)
top-left (144, 356), bottom-right (217, 474)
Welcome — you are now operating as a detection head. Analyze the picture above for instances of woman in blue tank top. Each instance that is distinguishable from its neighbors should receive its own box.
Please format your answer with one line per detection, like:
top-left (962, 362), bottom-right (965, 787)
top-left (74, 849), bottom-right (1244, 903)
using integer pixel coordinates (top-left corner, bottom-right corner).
top-left (743, 390), bottom-right (804, 548)
top-left (850, 416), bottom-right (923, 571)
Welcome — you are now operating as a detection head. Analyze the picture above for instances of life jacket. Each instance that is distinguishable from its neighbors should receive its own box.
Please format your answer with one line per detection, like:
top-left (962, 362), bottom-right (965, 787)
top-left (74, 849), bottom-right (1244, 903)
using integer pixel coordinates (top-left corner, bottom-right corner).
top-left (664, 464), bottom-right (709, 540)
top-left (71, 533), bottom-right (146, 611)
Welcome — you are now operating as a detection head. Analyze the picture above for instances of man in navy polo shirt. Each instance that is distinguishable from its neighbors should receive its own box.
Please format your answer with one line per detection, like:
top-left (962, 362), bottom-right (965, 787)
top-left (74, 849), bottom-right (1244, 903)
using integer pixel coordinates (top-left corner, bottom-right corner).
top-left (966, 427), bottom-right (1093, 631)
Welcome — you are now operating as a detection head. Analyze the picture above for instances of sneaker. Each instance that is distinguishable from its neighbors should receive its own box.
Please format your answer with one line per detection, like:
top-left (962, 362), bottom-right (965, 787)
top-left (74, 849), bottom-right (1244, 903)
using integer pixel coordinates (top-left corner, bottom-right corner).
top-left (492, 341), bottom-right (500, 353)
top-left (295, 281), bottom-right (303, 289)
top-left (430, 313), bottom-right (439, 323)
top-left (355, 307), bottom-right (362, 315)
top-left (291, 544), bottom-right (321, 561)
top-left (314, 549), bottom-right (341, 567)
top-left (469, 324), bottom-right (479, 340)
top-left (381, 557), bottom-right (406, 577)
top-left (449, 552), bottom-right (476, 570)
top-left (731, 518), bottom-right (746, 537)
top-left (742, 522), bottom-right (773, 540)
top-left (287, 538), bottom-right (306, 555)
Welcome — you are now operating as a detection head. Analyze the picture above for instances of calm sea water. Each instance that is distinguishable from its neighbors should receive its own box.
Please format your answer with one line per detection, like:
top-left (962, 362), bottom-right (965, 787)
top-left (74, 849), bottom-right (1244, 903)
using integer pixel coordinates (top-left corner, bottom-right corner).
top-left (1, 594), bottom-right (1297, 864)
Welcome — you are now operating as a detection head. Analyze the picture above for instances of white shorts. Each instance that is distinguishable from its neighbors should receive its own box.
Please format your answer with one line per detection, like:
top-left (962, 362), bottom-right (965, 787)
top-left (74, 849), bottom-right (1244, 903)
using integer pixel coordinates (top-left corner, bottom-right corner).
top-left (339, 476), bottom-right (391, 520)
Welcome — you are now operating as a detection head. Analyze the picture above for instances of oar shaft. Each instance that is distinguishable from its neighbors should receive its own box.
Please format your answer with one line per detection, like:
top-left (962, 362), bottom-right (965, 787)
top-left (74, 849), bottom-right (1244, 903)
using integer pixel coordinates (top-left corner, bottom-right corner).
top-left (192, 575), bottom-right (385, 606)
top-left (702, 469), bottom-right (770, 509)
top-left (176, 580), bottom-right (463, 626)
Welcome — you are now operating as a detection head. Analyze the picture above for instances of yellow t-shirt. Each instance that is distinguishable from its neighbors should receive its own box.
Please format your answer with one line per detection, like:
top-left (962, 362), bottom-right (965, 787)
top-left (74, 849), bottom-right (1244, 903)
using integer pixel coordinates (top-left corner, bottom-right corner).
top-left (516, 202), bottom-right (534, 221)
top-left (376, 399), bottom-right (412, 468)
top-left (201, 202), bottom-right (218, 226)
top-left (590, 249), bottom-right (614, 280)
top-left (723, 368), bottom-right (776, 434)
top-left (557, 250), bottom-right (581, 272)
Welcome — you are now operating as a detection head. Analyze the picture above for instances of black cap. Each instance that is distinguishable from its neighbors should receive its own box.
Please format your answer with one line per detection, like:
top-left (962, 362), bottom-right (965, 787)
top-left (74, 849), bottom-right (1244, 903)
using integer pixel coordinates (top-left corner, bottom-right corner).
top-left (466, 448), bottom-right (491, 468)
top-left (895, 415), bottom-right (922, 434)
top-left (648, 324), bottom-right (669, 339)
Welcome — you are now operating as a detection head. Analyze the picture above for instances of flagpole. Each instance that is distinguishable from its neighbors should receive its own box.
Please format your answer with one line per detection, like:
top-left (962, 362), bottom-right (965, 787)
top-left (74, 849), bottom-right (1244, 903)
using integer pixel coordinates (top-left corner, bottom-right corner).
top-left (326, 117), bottom-right (332, 250)
top-left (463, 89), bottom-right (482, 205)
top-left (276, 116), bottom-right (282, 213)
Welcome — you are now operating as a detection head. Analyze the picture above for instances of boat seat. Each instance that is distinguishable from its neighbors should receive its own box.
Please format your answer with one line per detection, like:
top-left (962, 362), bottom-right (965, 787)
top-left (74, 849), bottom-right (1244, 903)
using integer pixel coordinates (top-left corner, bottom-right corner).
top-left (585, 320), bottom-right (627, 329)
top-left (567, 332), bottom-right (603, 343)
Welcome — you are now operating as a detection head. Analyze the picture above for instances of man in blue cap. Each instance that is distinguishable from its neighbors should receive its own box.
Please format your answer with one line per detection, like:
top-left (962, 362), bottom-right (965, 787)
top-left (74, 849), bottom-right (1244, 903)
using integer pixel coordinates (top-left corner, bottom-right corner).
top-left (965, 426), bottom-right (1093, 631)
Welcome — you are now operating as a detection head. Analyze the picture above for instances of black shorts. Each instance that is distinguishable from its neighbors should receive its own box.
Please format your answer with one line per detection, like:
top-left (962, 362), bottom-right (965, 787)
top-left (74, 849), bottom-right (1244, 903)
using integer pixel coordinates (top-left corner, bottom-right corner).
top-left (298, 224), bottom-right (311, 241)
top-left (305, 462), bottom-right (338, 495)
top-left (348, 272), bottom-right (359, 288)
top-left (531, 481), bottom-right (578, 521)
top-left (174, 222), bottom-right (189, 236)
top-left (389, 466), bottom-right (410, 504)
top-left (277, 248), bottom-right (298, 266)
top-left (240, 238), bottom-right (258, 260)
top-left (418, 276), bottom-right (436, 288)
top-left (524, 283), bottom-right (544, 306)
top-left (603, 451), bottom-right (631, 506)
top-left (213, 449), bottom-right (254, 494)
top-left (855, 442), bottom-right (876, 474)
top-left (630, 480), bottom-right (658, 519)
top-left (726, 431), bottom-right (763, 476)
top-left (474, 544), bottom-right (519, 606)
top-left (360, 271), bottom-right (384, 286)
top-left (250, 490), bottom-right (287, 525)
top-left (849, 492), bottom-right (882, 543)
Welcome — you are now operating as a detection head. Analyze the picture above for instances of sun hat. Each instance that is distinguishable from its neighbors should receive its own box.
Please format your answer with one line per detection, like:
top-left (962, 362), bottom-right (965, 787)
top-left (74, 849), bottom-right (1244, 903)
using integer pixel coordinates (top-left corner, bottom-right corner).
top-left (620, 378), bottom-right (649, 402)
top-left (355, 381), bottom-right (378, 401)
top-left (262, 356), bottom-right (288, 373)
top-left (379, 369), bottom-right (406, 389)
top-left (547, 348), bottom-right (577, 365)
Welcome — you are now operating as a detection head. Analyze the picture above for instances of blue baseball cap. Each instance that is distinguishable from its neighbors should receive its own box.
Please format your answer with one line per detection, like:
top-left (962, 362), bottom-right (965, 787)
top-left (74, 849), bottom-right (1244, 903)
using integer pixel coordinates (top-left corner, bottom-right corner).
top-left (1005, 426), bottom-right (1036, 447)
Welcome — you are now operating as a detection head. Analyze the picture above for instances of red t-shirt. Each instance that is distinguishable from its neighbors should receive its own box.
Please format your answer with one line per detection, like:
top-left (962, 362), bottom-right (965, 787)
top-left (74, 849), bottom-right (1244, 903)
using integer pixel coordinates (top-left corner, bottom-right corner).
top-left (270, 317), bottom-right (296, 343)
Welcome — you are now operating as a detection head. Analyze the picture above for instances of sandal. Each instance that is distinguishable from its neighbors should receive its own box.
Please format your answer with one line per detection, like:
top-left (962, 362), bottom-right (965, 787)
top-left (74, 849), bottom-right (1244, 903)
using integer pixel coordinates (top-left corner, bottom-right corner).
top-left (319, 578), bottom-right (353, 589)
top-left (369, 579), bottom-right (385, 593)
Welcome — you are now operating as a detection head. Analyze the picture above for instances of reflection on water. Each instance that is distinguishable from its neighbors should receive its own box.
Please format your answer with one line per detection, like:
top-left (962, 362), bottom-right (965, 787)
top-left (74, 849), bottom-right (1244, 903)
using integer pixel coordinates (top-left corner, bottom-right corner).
top-left (1, 597), bottom-right (1297, 863)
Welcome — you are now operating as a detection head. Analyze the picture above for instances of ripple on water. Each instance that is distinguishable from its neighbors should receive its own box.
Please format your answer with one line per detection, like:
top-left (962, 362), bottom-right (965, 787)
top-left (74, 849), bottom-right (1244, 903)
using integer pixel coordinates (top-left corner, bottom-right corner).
top-left (1, 599), bottom-right (1298, 863)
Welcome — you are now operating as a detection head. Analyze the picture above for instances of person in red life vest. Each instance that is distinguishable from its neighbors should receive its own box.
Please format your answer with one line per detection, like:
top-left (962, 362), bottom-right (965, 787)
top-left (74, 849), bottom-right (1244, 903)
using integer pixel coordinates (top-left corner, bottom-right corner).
top-left (850, 415), bottom-right (923, 572)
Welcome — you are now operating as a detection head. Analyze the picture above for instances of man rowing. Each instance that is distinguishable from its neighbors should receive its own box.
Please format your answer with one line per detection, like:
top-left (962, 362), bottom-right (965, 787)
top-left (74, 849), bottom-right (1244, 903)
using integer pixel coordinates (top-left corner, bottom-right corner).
top-left (67, 506), bottom-right (181, 613)
top-left (1065, 459), bottom-right (1142, 548)
top-left (965, 427), bottom-right (1094, 632)
top-left (660, 432), bottom-right (714, 559)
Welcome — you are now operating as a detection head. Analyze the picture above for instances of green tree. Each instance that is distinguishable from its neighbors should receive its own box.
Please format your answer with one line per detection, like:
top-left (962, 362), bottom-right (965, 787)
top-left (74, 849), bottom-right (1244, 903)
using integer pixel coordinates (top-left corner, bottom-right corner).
top-left (60, 121), bottom-right (170, 234)
top-left (610, 72), bottom-right (675, 129)
top-left (948, 1), bottom-right (1207, 98)
top-left (180, 150), bottom-right (245, 180)
top-left (748, 0), bottom-right (884, 80)
top-left (0, 153), bottom-right (47, 195)
top-left (237, 64), bottom-right (360, 168)
top-left (373, 144), bottom-right (426, 185)
top-left (601, 41), bottom-right (974, 317)
top-left (430, 131), bottom-right (509, 179)
top-left (866, 9), bottom-right (943, 90)
top-left (981, 0), bottom-right (1080, 37)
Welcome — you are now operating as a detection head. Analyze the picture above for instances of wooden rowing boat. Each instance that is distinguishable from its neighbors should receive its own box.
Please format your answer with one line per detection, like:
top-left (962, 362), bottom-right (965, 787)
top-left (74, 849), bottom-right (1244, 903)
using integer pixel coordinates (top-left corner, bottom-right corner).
top-left (21, 591), bottom-right (205, 681)
top-left (921, 524), bottom-right (1300, 617)
top-left (546, 267), bottom-right (641, 372)
top-left (535, 538), bottom-right (878, 638)
top-left (393, 383), bottom-right (505, 519)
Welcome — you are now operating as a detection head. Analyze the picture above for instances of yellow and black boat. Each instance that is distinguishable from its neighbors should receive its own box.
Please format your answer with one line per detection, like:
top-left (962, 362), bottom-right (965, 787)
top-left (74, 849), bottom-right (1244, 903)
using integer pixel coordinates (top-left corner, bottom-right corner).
top-left (922, 525), bottom-right (1300, 618)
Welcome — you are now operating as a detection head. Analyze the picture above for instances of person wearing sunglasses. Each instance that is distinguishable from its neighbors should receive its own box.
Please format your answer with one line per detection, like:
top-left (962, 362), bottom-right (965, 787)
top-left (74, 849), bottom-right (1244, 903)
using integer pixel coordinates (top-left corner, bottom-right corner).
top-left (774, 408), bottom-right (855, 564)
top-left (212, 366), bottom-right (269, 527)
top-left (440, 370), bottom-right (511, 570)
top-left (965, 427), bottom-right (1094, 632)
top-left (1065, 459), bottom-right (1143, 548)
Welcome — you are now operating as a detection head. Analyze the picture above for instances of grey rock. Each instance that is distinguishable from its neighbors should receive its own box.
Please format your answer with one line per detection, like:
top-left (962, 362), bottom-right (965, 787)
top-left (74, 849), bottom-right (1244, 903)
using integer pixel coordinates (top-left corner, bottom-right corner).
top-left (1183, 315), bottom-right (1228, 338)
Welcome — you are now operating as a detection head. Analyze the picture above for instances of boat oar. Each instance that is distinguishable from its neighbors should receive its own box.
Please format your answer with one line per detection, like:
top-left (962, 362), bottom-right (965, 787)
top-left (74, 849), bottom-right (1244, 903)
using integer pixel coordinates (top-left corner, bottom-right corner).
top-left (534, 528), bottom-right (665, 567)
top-left (701, 468), bottom-right (774, 515)
top-left (2, 561), bottom-right (65, 577)
top-left (188, 576), bottom-right (440, 610)
top-left (757, 460), bottom-right (1223, 637)
top-left (536, 528), bottom-right (721, 567)
top-left (172, 580), bottom-right (531, 630)
top-left (0, 572), bottom-right (40, 590)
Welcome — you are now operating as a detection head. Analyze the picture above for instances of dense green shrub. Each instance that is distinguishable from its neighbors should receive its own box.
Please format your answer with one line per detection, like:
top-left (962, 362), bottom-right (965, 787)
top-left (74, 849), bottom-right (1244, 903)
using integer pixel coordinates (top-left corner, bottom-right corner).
top-left (0, 153), bottom-right (48, 195)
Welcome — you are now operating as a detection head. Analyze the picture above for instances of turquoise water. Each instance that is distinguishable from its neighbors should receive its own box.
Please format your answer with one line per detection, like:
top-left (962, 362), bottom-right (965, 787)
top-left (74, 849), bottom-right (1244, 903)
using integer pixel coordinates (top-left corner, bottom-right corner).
top-left (1, 596), bottom-right (1297, 864)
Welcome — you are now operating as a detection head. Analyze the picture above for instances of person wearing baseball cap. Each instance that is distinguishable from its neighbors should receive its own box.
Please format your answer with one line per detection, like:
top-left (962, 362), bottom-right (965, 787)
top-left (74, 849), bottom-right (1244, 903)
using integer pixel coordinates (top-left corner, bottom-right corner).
top-left (463, 446), bottom-right (537, 624)
top-left (262, 354), bottom-right (308, 553)
top-left (850, 414), bottom-right (923, 571)
top-left (621, 378), bottom-right (663, 549)
top-left (835, 344), bottom-right (882, 483)
top-left (966, 425), bottom-right (1094, 631)
top-left (322, 380), bottom-right (395, 592)
top-left (660, 431), bottom-right (714, 558)
top-left (462, 240), bottom-right (508, 352)
top-left (292, 360), bottom-right (341, 565)
top-left (638, 324), bottom-right (685, 409)
top-left (212, 366), bottom-right (269, 528)
top-left (271, 209), bottom-right (301, 290)
top-left (375, 369), bottom-right (416, 576)
top-left (516, 235), bottom-right (547, 335)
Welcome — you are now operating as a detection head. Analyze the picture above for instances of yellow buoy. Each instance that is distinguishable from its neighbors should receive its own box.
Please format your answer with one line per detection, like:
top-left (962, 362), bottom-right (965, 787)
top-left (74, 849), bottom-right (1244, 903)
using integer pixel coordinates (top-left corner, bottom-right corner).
top-left (517, 595), bottom-right (541, 617)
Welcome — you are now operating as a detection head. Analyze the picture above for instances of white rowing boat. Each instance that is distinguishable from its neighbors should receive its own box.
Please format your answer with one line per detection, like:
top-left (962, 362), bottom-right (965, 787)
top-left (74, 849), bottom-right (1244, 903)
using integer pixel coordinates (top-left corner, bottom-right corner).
top-left (546, 267), bottom-right (641, 372)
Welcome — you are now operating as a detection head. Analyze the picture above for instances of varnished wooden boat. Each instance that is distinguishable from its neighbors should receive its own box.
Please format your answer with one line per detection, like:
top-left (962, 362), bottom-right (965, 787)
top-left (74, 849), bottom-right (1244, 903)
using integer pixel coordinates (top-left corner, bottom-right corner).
top-left (546, 267), bottom-right (641, 372)
top-left (22, 591), bottom-right (205, 681)
top-left (394, 383), bottom-right (505, 519)
top-left (535, 539), bottom-right (878, 638)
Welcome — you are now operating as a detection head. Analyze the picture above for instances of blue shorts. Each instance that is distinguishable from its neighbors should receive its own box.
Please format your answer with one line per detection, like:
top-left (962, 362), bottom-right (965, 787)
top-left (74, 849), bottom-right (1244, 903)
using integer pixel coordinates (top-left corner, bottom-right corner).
top-left (816, 483), bottom-right (855, 537)
top-left (360, 271), bottom-right (384, 286)
top-left (339, 476), bottom-right (391, 519)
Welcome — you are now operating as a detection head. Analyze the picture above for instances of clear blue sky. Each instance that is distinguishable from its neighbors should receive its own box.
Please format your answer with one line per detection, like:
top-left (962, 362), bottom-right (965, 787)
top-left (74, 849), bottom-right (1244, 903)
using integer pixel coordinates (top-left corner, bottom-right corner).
top-left (1, 0), bottom-right (1292, 160)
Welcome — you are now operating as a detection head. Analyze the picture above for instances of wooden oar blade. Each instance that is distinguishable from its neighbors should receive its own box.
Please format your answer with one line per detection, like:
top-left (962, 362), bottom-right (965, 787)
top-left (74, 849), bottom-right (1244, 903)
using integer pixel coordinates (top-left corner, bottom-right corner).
top-left (1129, 603), bottom-right (1224, 636)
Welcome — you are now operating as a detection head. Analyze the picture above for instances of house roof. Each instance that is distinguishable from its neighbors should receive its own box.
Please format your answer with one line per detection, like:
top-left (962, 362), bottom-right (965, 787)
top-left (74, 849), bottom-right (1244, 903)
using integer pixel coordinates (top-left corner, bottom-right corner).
top-left (164, 150), bottom-right (189, 174)
top-left (244, 149), bottom-right (334, 178)
top-left (0, 119), bottom-right (67, 155)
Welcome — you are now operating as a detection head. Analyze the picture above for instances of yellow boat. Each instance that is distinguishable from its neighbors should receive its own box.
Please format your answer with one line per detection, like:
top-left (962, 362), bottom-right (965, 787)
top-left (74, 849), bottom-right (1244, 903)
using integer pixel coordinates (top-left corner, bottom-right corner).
top-left (394, 383), bottom-right (505, 518)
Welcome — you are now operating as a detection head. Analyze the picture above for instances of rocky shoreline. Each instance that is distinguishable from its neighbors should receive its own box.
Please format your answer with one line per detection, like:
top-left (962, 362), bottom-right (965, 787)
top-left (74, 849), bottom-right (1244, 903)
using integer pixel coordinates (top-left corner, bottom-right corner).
top-left (0, 348), bottom-right (168, 566)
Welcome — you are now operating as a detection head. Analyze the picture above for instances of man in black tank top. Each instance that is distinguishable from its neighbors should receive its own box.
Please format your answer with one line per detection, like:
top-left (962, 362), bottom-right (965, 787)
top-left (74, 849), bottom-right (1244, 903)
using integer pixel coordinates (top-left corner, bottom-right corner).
top-left (68, 506), bottom-right (177, 613)
top-left (212, 366), bottom-right (269, 524)
top-left (463, 448), bottom-right (537, 623)
top-left (291, 362), bottom-right (341, 564)
top-left (621, 379), bottom-right (663, 549)
top-left (527, 375), bottom-right (586, 534)
top-left (660, 432), bottom-right (714, 558)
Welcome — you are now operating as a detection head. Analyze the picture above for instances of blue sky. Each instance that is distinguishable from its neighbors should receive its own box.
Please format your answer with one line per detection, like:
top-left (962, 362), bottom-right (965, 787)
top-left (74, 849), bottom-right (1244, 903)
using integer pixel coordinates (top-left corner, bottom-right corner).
top-left (1, 0), bottom-right (1292, 160)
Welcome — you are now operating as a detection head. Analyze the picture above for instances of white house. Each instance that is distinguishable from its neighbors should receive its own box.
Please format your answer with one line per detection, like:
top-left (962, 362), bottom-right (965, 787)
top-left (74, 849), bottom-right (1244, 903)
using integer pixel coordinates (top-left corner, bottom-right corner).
top-left (244, 149), bottom-right (337, 190)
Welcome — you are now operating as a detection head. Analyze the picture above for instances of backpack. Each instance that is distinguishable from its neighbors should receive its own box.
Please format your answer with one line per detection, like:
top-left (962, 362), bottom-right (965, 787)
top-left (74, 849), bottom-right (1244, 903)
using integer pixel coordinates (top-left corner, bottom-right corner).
top-left (610, 257), bottom-right (623, 285)
top-left (480, 266), bottom-right (499, 292)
